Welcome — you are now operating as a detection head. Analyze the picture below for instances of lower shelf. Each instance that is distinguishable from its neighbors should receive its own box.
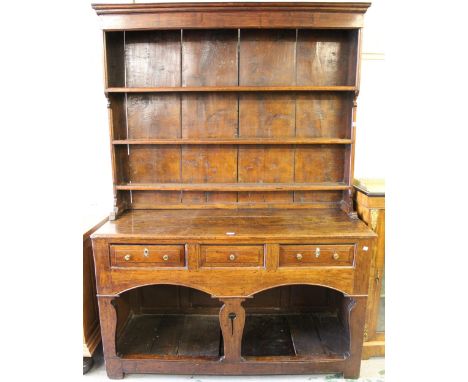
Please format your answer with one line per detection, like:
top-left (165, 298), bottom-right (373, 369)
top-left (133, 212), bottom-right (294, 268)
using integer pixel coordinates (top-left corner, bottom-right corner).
top-left (243, 314), bottom-right (349, 358)
top-left (117, 314), bottom-right (221, 357)
top-left (117, 313), bottom-right (349, 359)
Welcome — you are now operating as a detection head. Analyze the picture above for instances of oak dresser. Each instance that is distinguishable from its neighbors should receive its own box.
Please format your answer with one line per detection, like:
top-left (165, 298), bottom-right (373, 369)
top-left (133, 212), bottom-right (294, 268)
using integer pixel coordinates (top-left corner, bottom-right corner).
top-left (90, 2), bottom-right (376, 379)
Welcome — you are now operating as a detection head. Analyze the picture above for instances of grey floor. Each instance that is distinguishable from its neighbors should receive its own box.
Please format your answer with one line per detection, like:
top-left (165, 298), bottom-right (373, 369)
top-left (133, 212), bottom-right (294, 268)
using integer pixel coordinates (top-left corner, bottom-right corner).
top-left (84, 347), bottom-right (385, 382)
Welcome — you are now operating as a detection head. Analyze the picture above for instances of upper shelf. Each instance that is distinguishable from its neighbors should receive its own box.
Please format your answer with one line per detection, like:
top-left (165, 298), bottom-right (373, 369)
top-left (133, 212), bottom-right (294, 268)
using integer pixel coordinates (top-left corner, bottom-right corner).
top-left (113, 138), bottom-right (353, 145)
top-left (106, 86), bottom-right (356, 94)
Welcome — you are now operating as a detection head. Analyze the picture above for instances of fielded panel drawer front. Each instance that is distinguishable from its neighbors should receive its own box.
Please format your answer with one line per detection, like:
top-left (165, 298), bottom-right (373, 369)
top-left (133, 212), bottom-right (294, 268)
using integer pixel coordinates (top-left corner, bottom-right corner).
top-left (279, 244), bottom-right (355, 267)
top-left (200, 245), bottom-right (264, 268)
top-left (111, 245), bottom-right (185, 267)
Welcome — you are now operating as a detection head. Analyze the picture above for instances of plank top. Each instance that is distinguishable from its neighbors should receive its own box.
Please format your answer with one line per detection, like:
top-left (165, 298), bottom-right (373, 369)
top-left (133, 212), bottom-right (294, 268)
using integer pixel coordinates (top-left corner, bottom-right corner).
top-left (93, 2), bottom-right (371, 30)
top-left (92, 209), bottom-right (376, 240)
top-left (92, 2), bottom-right (372, 14)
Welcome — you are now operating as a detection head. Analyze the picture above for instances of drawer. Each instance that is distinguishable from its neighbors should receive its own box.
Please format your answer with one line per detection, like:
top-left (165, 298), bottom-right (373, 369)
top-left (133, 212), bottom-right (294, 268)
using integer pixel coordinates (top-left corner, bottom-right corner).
top-left (111, 245), bottom-right (185, 267)
top-left (279, 245), bottom-right (354, 267)
top-left (200, 245), bottom-right (264, 268)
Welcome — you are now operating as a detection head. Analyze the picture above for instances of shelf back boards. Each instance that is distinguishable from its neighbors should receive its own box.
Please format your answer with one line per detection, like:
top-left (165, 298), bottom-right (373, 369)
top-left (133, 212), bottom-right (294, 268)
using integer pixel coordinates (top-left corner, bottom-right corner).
top-left (95, 3), bottom-right (368, 215)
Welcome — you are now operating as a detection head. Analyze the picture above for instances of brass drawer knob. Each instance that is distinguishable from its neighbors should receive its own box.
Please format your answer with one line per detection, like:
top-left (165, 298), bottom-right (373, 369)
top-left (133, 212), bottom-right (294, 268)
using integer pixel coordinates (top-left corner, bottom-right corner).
top-left (124, 254), bottom-right (131, 261)
top-left (333, 252), bottom-right (340, 260)
top-left (315, 248), bottom-right (320, 258)
top-left (162, 255), bottom-right (169, 261)
top-left (229, 254), bottom-right (236, 261)
top-left (296, 253), bottom-right (303, 261)
top-left (144, 248), bottom-right (149, 257)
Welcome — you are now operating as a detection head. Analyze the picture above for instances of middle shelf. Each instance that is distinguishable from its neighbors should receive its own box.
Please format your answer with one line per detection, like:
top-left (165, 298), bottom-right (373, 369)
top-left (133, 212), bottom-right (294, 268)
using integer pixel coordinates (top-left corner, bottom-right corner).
top-left (116, 182), bottom-right (350, 192)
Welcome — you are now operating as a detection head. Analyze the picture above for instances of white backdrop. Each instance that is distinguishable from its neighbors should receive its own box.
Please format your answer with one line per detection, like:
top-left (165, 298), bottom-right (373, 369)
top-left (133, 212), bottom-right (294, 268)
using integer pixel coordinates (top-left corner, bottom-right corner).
top-left (1, 1), bottom-right (468, 382)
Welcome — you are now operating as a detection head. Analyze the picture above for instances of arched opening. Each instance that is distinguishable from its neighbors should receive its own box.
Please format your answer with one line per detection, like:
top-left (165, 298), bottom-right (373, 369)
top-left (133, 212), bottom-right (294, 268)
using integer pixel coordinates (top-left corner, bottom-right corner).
top-left (113, 284), bottom-right (353, 360)
top-left (241, 285), bottom-right (352, 358)
top-left (115, 284), bottom-right (223, 358)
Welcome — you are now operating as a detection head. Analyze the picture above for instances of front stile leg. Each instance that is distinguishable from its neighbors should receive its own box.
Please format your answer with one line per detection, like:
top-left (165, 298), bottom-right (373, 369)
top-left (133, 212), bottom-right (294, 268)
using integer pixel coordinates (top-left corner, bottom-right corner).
top-left (219, 298), bottom-right (246, 362)
top-left (342, 296), bottom-right (367, 379)
top-left (97, 295), bottom-right (124, 379)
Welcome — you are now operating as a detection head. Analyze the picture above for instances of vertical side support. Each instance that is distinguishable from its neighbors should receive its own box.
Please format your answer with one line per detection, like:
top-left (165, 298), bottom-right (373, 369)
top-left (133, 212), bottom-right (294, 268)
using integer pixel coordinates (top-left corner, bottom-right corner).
top-left (107, 96), bottom-right (128, 220)
top-left (348, 95), bottom-right (358, 195)
top-left (219, 298), bottom-right (246, 362)
top-left (341, 95), bottom-right (358, 218)
top-left (342, 295), bottom-right (367, 379)
top-left (97, 295), bottom-right (124, 379)
top-left (342, 28), bottom-right (363, 219)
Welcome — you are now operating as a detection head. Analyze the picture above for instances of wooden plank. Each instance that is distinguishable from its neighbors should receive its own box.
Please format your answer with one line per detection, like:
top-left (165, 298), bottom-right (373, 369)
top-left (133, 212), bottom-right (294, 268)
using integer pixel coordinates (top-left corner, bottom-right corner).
top-left (117, 182), bottom-right (350, 191)
top-left (128, 146), bottom-right (181, 183)
top-left (92, 209), bottom-right (376, 242)
top-left (240, 30), bottom-right (296, 86)
top-left (288, 315), bottom-right (324, 356)
top-left (239, 93), bottom-right (295, 138)
top-left (106, 86), bottom-right (356, 93)
top-left (177, 315), bottom-right (221, 357)
top-left (93, 2), bottom-right (371, 14)
top-left (113, 138), bottom-right (353, 145)
top-left (105, 32), bottom-right (125, 87)
top-left (242, 315), bottom-right (295, 356)
top-left (118, 314), bottom-right (222, 356)
top-left (126, 94), bottom-right (181, 139)
top-left (294, 191), bottom-right (344, 204)
top-left (124, 30), bottom-right (181, 87)
top-left (122, 30), bottom-right (183, 206)
top-left (181, 30), bottom-right (239, 206)
top-left (117, 315), bottom-right (164, 355)
top-left (315, 315), bottom-right (349, 355)
top-left (182, 30), bottom-right (238, 87)
top-left (114, 146), bottom-right (130, 184)
top-left (238, 146), bottom-right (295, 183)
top-left (139, 286), bottom-right (180, 312)
top-left (182, 94), bottom-right (238, 138)
top-left (295, 146), bottom-right (345, 183)
top-left (238, 146), bottom-right (295, 203)
top-left (109, 95), bottom-right (127, 141)
top-left (129, 200), bottom-right (343, 210)
top-left (297, 30), bottom-right (356, 86)
top-left (181, 146), bottom-right (238, 183)
top-left (296, 94), bottom-right (352, 139)
top-left (95, 6), bottom-right (367, 31)
top-left (131, 191), bottom-right (181, 206)
top-left (238, 93), bottom-right (295, 204)
top-left (150, 315), bottom-right (185, 355)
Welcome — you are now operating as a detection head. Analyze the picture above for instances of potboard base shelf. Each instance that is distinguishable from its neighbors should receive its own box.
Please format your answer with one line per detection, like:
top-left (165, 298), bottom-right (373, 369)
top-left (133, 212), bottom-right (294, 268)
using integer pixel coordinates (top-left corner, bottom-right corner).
top-left (117, 312), bottom-right (349, 360)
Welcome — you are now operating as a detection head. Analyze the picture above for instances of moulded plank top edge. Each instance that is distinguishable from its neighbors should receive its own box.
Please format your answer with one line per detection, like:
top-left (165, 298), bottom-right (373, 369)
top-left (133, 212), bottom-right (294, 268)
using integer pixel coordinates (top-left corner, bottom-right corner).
top-left (93, 2), bottom-right (370, 30)
top-left (92, 3), bottom-right (372, 15)
top-left (91, 208), bottom-right (377, 240)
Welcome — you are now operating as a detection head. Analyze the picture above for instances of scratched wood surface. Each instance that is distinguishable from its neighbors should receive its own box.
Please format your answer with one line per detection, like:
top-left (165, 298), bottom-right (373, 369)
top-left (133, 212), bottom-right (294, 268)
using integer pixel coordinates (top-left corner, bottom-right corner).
top-left (116, 284), bottom-right (349, 358)
top-left (117, 314), bottom-right (221, 357)
top-left (116, 312), bottom-right (349, 358)
top-left (127, 94), bottom-right (181, 139)
top-left (106, 28), bottom-right (357, 209)
top-left (92, 208), bottom-right (375, 240)
top-left (297, 29), bottom-right (357, 86)
top-left (125, 30), bottom-right (181, 87)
